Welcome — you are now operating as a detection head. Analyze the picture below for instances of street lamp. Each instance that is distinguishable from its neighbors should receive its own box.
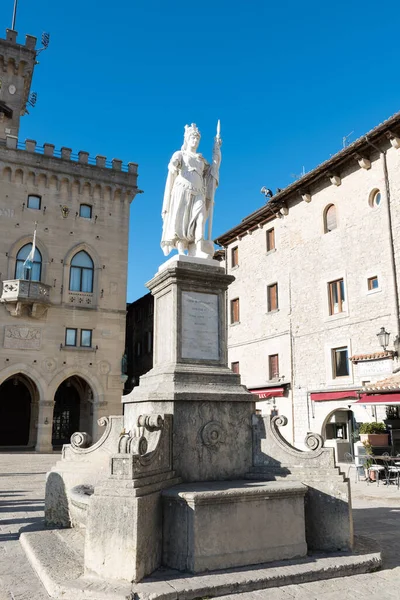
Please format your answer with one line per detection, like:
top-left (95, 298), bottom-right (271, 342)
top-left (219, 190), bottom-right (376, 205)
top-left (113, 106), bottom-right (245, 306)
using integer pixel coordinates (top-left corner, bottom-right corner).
top-left (377, 327), bottom-right (390, 351)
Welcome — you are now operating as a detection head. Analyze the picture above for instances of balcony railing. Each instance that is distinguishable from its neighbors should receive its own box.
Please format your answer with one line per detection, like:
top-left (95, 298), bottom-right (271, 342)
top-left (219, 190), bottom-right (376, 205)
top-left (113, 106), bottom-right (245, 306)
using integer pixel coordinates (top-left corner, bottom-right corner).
top-left (1, 279), bottom-right (51, 317)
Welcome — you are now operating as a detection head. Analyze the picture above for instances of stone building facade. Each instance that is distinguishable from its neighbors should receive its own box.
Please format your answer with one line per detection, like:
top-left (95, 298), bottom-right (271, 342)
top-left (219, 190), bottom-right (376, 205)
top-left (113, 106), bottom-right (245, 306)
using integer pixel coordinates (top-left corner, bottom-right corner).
top-left (124, 293), bottom-right (154, 394)
top-left (216, 112), bottom-right (400, 455)
top-left (0, 28), bottom-right (139, 451)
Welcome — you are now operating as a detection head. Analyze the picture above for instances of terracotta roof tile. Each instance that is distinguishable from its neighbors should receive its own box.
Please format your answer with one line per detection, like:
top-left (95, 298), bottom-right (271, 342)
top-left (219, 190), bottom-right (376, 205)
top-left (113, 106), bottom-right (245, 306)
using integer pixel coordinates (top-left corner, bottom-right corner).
top-left (362, 373), bottom-right (400, 393)
top-left (350, 351), bottom-right (394, 362)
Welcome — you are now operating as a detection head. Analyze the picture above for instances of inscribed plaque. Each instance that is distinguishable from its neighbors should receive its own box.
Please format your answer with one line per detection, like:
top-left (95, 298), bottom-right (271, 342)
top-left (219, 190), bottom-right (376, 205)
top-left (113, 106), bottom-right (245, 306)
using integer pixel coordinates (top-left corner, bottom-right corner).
top-left (181, 292), bottom-right (219, 360)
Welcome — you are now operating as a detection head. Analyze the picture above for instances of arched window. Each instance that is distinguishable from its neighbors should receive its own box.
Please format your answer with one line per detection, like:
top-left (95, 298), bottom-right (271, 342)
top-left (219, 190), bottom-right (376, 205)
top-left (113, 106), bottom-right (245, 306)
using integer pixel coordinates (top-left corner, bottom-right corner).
top-left (324, 204), bottom-right (337, 233)
top-left (15, 244), bottom-right (42, 281)
top-left (69, 251), bottom-right (94, 292)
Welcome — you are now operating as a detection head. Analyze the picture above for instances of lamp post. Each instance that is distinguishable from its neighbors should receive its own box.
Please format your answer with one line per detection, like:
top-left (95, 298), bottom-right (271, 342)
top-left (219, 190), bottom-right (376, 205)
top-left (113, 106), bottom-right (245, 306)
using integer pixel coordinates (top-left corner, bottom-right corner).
top-left (377, 327), bottom-right (390, 351)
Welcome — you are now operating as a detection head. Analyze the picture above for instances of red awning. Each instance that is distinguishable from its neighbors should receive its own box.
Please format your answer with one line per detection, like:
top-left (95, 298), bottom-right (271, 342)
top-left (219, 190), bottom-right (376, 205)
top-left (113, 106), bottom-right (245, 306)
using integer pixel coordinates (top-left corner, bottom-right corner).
top-left (355, 393), bottom-right (400, 405)
top-left (311, 391), bottom-right (359, 402)
top-left (250, 387), bottom-right (284, 399)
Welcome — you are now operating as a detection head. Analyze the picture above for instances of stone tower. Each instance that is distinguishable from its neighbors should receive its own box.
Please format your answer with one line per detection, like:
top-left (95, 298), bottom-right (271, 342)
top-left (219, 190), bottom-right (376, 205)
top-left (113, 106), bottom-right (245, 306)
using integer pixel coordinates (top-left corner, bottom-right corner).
top-left (0, 29), bottom-right (37, 140)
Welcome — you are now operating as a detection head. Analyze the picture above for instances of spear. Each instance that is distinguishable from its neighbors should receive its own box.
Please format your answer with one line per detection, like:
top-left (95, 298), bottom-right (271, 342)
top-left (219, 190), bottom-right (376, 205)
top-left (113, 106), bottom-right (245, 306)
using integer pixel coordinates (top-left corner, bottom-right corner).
top-left (207, 120), bottom-right (221, 241)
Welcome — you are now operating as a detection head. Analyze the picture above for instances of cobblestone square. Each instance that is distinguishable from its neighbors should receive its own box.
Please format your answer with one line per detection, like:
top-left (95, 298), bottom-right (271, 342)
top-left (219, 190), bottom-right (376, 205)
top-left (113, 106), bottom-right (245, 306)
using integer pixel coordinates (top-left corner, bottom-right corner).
top-left (1, 453), bottom-right (400, 599)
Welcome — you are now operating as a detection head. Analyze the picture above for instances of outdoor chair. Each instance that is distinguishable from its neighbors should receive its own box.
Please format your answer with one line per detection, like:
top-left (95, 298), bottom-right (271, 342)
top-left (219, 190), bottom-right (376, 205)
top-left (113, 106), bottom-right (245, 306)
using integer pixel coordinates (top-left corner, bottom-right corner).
top-left (344, 452), bottom-right (359, 483)
top-left (387, 454), bottom-right (400, 489)
top-left (367, 457), bottom-right (386, 486)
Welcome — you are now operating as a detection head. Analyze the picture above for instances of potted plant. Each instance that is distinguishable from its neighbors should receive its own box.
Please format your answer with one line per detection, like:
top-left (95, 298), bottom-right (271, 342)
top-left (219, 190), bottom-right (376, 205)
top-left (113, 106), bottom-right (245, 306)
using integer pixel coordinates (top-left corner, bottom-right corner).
top-left (362, 440), bottom-right (375, 480)
top-left (384, 406), bottom-right (400, 429)
top-left (359, 422), bottom-right (389, 447)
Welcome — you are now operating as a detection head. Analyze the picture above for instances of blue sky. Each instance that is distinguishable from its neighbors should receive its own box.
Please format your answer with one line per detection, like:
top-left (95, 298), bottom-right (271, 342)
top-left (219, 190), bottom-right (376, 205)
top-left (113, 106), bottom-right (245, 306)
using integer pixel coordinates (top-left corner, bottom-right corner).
top-left (5, 0), bottom-right (400, 301)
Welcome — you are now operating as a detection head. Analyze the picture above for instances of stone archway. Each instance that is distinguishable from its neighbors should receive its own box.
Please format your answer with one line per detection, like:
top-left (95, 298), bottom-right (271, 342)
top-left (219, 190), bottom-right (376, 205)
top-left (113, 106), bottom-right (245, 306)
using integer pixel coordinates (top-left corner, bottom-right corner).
top-left (0, 374), bottom-right (37, 446)
top-left (52, 376), bottom-right (94, 447)
top-left (322, 407), bottom-right (355, 462)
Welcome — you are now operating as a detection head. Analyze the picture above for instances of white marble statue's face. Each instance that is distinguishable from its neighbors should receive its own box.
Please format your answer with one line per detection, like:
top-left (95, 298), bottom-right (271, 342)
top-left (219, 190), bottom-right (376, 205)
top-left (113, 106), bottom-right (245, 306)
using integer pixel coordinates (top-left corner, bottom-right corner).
top-left (187, 133), bottom-right (200, 151)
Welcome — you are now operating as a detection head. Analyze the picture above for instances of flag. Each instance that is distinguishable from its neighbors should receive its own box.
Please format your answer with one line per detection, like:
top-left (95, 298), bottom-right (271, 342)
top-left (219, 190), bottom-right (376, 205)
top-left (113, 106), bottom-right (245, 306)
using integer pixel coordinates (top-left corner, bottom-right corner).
top-left (23, 224), bottom-right (37, 273)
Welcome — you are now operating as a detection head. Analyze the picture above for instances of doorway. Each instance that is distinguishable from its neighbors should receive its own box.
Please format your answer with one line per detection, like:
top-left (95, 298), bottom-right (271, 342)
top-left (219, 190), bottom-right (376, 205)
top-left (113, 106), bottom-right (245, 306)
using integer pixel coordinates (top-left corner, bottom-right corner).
top-left (52, 376), bottom-right (93, 446)
top-left (0, 376), bottom-right (33, 445)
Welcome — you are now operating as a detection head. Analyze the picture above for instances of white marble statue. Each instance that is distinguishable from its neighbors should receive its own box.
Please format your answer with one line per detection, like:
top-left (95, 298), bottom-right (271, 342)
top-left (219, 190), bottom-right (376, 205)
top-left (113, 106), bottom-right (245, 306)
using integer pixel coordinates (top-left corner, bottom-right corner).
top-left (161, 122), bottom-right (222, 259)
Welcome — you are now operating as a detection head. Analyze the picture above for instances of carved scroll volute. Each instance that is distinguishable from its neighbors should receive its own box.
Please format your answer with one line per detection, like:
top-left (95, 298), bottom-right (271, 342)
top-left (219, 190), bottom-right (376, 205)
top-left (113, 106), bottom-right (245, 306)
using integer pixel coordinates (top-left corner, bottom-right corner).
top-left (305, 431), bottom-right (324, 451)
top-left (70, 431), bottom-right (92, 449)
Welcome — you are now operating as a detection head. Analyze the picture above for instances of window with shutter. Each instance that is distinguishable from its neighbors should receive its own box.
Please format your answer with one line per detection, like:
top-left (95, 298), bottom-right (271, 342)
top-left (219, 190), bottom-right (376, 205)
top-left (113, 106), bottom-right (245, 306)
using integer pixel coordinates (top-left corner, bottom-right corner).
top-left (269, 354), bottom-right (279, 380)
top-left (266, 228), bottom-right (275, 252)
top-left (267, 283), bottom-right (278, 312)
top-left (231, 298), bottom-right (240, 323)
top-left (328, 279), bottom-right (346, 314)
top-left (231, 246), bottom-right (239, 268)
top-left (324, 204), bottom-right (337, 233)
top-left (231, 361), bottom-right (240, 374)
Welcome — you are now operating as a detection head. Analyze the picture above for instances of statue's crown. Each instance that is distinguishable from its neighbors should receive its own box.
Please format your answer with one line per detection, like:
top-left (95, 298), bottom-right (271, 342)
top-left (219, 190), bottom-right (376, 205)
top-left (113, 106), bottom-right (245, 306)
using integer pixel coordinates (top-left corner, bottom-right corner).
top-left (184, 123), bottom-right (200, 138)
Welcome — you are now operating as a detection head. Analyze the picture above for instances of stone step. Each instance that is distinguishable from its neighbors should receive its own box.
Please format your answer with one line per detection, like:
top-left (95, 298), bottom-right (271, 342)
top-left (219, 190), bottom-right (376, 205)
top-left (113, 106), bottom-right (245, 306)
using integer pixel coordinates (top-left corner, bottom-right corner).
top-left (20, 529), bottom-right (381, 600)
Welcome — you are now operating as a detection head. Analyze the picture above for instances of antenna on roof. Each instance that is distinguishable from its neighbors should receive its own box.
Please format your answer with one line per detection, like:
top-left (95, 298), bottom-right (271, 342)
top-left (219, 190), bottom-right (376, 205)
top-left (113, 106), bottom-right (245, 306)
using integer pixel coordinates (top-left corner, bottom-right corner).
top-left (11, 0), bottom-right (18, 30)
top-left (290, 166), bottom-right (306, 181)
top-left (342, 131), bottom-right (354, 148)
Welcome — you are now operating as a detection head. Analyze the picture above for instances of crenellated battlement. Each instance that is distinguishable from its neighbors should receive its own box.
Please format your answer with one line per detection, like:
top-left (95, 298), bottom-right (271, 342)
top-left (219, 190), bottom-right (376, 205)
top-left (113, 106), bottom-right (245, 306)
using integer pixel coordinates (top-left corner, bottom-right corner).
top-left (0, 135), bottom-right (139, 201)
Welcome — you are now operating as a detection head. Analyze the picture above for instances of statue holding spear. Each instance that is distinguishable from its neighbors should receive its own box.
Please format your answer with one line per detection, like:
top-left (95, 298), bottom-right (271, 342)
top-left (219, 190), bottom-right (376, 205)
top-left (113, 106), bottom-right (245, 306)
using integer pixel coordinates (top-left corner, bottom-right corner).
top-left (161, 121), bottom-right (222, 260)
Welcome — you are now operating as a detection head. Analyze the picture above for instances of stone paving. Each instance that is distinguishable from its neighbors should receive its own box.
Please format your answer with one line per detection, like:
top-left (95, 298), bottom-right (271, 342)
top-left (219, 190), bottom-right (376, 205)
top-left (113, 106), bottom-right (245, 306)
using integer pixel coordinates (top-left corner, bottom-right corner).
top-left (0, 453), bottom-right (400, 600)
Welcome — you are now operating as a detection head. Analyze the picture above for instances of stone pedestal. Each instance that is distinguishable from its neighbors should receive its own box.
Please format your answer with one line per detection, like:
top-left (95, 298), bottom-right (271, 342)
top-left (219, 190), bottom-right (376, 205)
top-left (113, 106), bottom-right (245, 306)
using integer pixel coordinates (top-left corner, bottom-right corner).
top-left (123, 256), bottom-right (255, 482)
top-left (162, 480), bottom-right (307, 573)
top-left (84, 414), bottom-right (180, 583)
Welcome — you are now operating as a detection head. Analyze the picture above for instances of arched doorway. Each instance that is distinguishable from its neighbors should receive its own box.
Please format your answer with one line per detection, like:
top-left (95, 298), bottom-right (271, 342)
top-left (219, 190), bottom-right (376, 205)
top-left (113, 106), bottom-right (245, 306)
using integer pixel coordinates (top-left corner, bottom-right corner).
top-left (0, 375), bottom-right (34, 445)
top-left (52, 376), bottom-right (93, 447)
top-left (323, 408), bottom-right (355, 462)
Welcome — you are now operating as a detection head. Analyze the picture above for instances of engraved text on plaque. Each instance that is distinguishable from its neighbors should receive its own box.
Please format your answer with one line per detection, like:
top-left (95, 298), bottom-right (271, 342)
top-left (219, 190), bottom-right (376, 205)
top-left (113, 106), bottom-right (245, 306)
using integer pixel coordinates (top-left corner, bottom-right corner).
top-left (181, 292), bottom-right (219, 360)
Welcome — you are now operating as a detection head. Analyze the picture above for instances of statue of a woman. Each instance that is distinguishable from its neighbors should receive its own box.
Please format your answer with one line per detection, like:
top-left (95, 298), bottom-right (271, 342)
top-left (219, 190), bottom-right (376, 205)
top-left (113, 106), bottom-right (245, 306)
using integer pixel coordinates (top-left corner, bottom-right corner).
top-left (161, 123), bottom-right (222, 259)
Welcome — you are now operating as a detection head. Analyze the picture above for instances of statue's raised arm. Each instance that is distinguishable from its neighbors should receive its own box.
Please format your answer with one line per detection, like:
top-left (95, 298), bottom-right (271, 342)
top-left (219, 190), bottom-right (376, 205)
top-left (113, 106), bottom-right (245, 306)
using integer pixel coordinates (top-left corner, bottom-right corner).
top-left (161, 122), bottom-right (222, 260)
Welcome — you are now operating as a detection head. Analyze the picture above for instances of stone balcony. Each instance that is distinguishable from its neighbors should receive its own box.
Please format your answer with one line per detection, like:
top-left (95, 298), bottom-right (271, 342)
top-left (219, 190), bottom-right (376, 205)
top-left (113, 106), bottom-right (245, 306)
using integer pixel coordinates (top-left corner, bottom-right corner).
top-left (0, 279), bottom-right (51, 318)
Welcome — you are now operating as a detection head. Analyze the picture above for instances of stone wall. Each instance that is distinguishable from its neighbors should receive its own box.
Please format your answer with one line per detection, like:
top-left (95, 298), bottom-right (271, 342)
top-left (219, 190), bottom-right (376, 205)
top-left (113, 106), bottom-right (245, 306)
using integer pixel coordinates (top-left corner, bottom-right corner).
top-left (223, 138), bottom-right (400, 446)
top-left (0, 143), bottom-right (138, 451)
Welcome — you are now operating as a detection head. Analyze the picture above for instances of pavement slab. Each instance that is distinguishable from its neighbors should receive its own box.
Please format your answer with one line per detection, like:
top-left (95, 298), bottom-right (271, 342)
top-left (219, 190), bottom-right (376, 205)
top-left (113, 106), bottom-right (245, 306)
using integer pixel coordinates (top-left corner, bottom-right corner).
top-left (0, 452), bottom-right (399, 600)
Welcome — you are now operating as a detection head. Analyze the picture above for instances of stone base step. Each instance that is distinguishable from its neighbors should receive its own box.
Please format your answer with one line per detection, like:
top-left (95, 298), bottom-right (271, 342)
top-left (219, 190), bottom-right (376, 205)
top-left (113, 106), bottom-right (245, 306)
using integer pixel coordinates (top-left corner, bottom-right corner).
top-left (21, 529), bottom-right (381, 600)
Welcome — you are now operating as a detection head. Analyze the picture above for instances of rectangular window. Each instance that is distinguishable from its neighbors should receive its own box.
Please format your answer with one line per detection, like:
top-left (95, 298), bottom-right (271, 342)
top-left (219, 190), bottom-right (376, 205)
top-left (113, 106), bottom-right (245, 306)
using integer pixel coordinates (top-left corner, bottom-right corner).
top-left (267, 283), bottom-right (278, 312)
top-left (27, 195), bottom-right (41, 210)
top-left (147, 331), bottom-right (153, 353)
top-left (368, 276), bottom-right (379, 290)
top-left (332, 347), bottom-right (349, 378)
top-left (266, 228), bottom-right (275, 252)
top-left (231, 298), bottom-right (240, 324)
top-left (328, 279), bottom-right (346, 315)
top-left (136, 341), bottom-right (142, 357)
top-left (80, 329), bottom-right (92, 347)
top-left (231, 361), bottom-right (240, 374)
top-left (65, 328), bottom-right (77, 346)
top-left (269, 354), bottom-right (279, 380)
top-left (231, 246), bottom-right (239, 268)
top-left (79, 204), bottom-right (92, 219)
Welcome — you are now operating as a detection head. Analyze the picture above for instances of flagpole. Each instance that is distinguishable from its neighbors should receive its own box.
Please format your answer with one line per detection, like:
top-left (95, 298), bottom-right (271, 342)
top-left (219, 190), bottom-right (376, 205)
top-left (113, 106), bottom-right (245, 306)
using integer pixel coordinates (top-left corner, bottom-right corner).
top-left (11, 0), bottom-right (18, 30)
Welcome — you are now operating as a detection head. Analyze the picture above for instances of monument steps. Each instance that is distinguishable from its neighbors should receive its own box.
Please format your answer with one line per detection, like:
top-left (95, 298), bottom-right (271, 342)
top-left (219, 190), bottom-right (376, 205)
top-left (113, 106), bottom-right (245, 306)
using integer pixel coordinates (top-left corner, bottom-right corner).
top-left (21, 529), bottom-right (381, 600)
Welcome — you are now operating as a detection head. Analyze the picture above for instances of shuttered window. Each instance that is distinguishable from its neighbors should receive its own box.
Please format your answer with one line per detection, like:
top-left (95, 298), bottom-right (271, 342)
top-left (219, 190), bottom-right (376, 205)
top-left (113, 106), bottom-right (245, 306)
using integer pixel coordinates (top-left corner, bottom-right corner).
top-left (329, 279), bottom-right (346, 314)
top-left (266, 228), bottom-right (275, 252)
top-left (324, 204), bottom-right (337, 233)
top-left (231, 298), bottom-right (240, 324)
top-left (231, 361), bottom-right (240, 374)
top-left (269, 354), bottom-right (279, 380)
top-left (267, 283), bottom-right (278, 312)
top-left (231, 246), bottom-right (239, 268)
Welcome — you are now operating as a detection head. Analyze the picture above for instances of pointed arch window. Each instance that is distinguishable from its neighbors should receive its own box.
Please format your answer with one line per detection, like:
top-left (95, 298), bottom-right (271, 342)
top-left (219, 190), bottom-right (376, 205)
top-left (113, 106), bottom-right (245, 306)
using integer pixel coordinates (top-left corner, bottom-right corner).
top-left (69, 251), bottom-right (94, 292)
top-left (324, 204), bottom-right (337, 233)
top-left (15, 243), bottom-right (42, 281)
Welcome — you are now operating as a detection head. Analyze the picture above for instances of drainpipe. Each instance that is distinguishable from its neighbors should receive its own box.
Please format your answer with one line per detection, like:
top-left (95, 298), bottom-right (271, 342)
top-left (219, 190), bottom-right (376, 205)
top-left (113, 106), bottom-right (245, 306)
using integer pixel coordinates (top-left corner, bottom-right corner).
top-left (365, 136), bottom-right (400, 346)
